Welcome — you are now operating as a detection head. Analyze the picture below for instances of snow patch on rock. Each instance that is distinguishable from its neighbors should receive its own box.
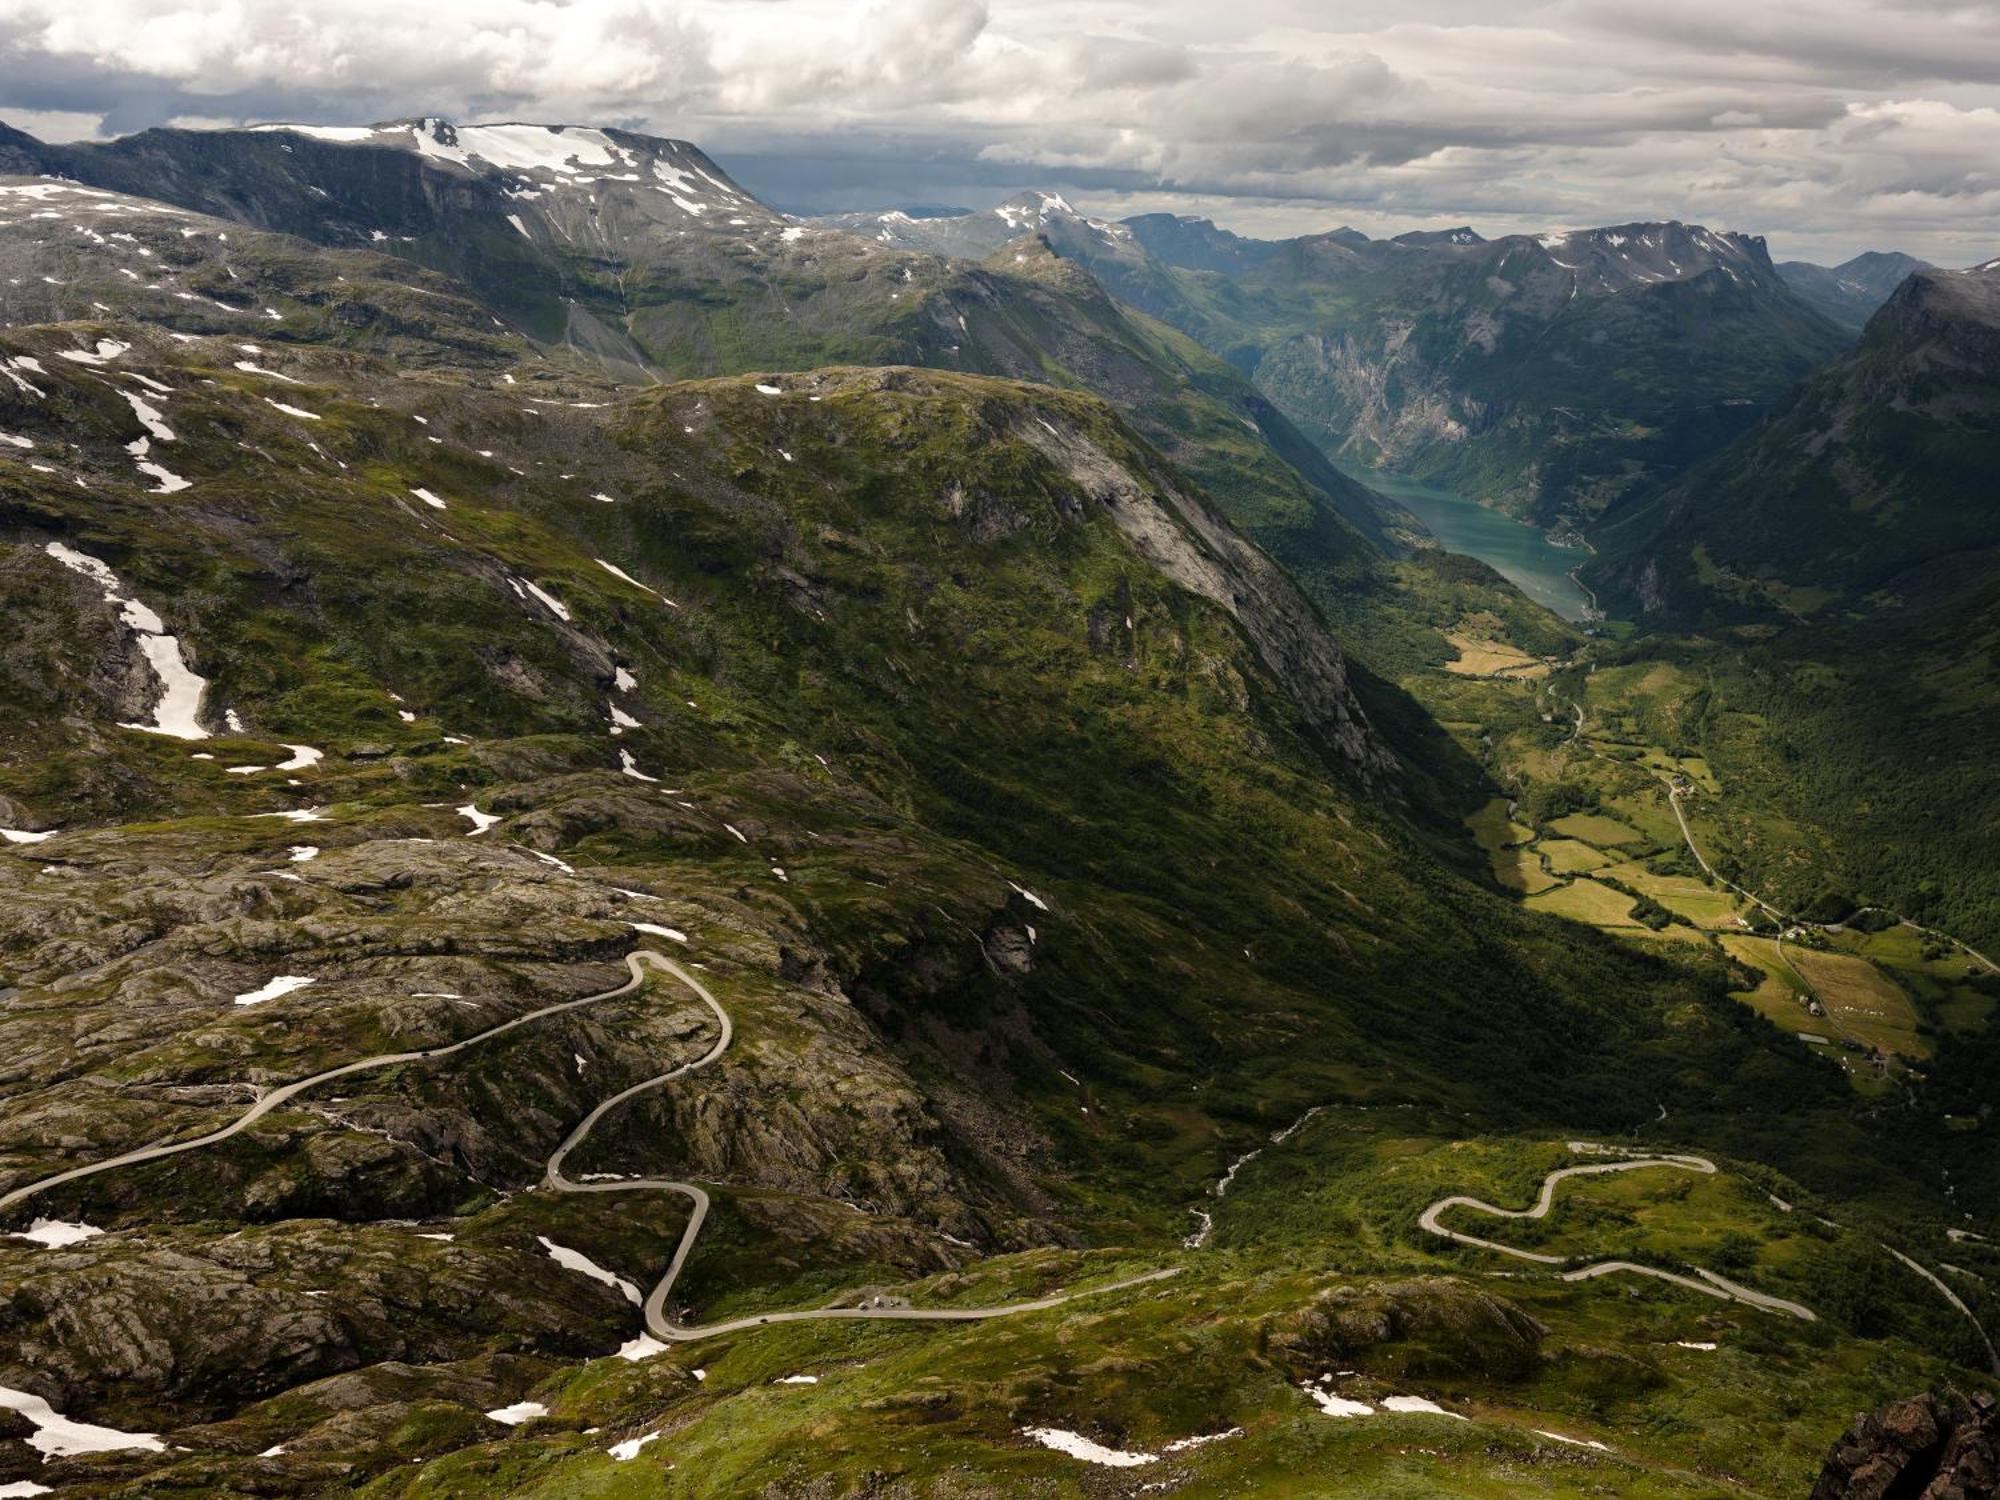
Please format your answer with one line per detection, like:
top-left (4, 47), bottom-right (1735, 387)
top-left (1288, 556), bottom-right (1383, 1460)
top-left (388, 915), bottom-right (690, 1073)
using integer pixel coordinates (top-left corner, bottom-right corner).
top-left (0, 1385), bottom-right (165, 1459)
top-left (537, 1236), bottom-right (641, 1305)
top-left (1020, 1427), bottom-right (1156, 1467)
top-left (234, 975), bottom-right (316, 1007)
top-left (44, 543), bottom-right (210, 739)
top-left (8, 1218), bottom-right (104, 1248)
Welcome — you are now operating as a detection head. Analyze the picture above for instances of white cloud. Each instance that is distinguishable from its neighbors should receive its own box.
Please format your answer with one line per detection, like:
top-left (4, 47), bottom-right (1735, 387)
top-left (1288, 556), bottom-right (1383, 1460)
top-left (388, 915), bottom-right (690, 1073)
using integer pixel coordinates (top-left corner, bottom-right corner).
top-left (0, 0), bottom-right (1995, 263)
top-left (0, 106), bottom-right (110, 141)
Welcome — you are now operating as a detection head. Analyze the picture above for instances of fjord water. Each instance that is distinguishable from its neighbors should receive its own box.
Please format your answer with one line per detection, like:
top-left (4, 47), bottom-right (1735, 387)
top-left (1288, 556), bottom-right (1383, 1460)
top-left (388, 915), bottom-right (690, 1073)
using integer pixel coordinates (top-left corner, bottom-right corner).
top-left (1351, 466), bottom-right (1595, 621)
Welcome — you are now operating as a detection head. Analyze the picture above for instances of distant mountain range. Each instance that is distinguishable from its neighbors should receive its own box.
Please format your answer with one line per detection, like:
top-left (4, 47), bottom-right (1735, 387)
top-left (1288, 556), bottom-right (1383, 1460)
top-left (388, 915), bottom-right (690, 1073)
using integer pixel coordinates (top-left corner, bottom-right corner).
top-left (1777, 250), bottom-right (1934, 332)
top-left (835, 195), bottom-right (1863, 533)
top-left (1592, 258), bottom-right (2000, 617)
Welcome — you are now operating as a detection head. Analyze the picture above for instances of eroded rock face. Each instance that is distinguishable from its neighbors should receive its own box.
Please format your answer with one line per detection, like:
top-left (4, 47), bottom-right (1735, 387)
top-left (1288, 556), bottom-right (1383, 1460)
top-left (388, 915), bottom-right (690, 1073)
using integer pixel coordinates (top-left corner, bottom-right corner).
top-left (1811, 1389), bottom-right (2000, 1500)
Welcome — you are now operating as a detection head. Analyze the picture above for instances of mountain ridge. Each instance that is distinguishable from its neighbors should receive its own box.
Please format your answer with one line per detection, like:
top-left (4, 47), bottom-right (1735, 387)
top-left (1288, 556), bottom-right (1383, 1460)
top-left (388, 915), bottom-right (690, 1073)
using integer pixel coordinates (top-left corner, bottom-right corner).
top-left (830, 195), bottom-right (1853, 533)
top-left (1777, 249), bottom-right (1934, 332)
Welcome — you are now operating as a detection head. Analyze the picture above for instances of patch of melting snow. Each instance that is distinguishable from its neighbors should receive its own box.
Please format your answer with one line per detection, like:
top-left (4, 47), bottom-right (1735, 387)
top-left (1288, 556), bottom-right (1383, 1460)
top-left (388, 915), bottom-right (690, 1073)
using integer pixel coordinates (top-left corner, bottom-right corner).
top-left (754, 382), bottom-right (783, 395)
top-left (614, 666), bottom-right (638, 692)
top-left (255, 808), bottom-right (327, 823)
top-left (263, 397), bottom-right (322, 421)
top-left (55, 338), bottom-right (131, 367)
top-left (1161, 1427), bottom-right (1242, 1453)
top-left (520, 847), bottom-right (576, 874)
top-left (595, 558), bottom-right (673, 604)
top-left (1021, 1427), bottom-right (1157, 1467)
top-left (1009, 881), bottom-right (1049, 911)
top-left (457, 804), bottom-right (500, 835)
top-left (1380, 1395), bottom-right (1464, 1419)
top-left (1534, 1430), bottom-right (1611, 1451)
top-left (618, 750), bottom-right (660, 783)
top-left (409, 487), bottom-right (446, 510)
top-left (44, 543), bottom-right (209, 738)
top-left (234, 359), bottom-right (303, 383)
top-left (130, 446), bottom-right (192, 493)
top-left (615, 1334), bottom-right (668, 1362)
top-left (1, 828), bottom-right (56, 844)
top-left (9, 1218), bottom-right (104, 1248)
top-left (1301, 1381), bottom-right (1373, 1418)
top-left (774, 1375), bottom-right (819, 1385)
top-left (627, 921), bottom-right (688, 943)
top-left (119, 389), bottom-right (175, 442)
top-left (537, 1236), bottom-right (641, 1305)
top-left (484, 1401), bottom-right (548, 1426)
top-left (515, 578), bottom-right (570, 621)
top-left (289, 845), bottom-right (319, 862)
top-left (416, 1232), bottom-right (455, 1241)
top-left (608, 1431), bottom-right (660, 1460)
top-left (1673, 1340), bottom-right (1718, 1350)
top-left (0, 1385), bottom-right (165, 1459)
top-left (610, 704), bottom-right (641, 731)
top-left (274, 744), bottom-right (322, 771)
top-left (234, 975), bottom-right (316, 1007)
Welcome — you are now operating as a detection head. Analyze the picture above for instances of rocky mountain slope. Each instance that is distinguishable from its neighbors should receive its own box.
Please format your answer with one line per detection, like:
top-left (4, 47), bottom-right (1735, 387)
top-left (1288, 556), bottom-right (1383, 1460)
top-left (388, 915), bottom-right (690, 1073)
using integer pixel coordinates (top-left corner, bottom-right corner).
top-left (0, 142), bottom-right (1990, 1498)
top-left (1779, 250), bottom-right (1934, 333)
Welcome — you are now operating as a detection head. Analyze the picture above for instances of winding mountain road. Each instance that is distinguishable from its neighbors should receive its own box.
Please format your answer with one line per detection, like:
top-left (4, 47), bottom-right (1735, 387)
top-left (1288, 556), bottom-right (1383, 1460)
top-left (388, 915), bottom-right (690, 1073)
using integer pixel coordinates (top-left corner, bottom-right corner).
top-left (1, 951), bottom-right (1174, 1341)
top-left (1418, 1148), bottom-right (1817, 1321)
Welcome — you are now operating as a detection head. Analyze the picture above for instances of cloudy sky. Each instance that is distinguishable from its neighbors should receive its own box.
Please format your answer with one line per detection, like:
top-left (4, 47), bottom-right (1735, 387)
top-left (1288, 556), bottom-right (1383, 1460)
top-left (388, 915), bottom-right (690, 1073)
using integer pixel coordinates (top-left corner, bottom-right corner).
top-left (1, 0), bottom-right (1996, 264)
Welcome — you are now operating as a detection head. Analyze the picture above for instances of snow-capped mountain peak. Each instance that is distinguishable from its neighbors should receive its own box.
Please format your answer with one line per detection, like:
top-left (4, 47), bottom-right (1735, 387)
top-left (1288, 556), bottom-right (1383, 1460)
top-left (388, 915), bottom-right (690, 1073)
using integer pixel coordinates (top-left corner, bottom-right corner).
top-left (248, 118), bottom-right (775, 224)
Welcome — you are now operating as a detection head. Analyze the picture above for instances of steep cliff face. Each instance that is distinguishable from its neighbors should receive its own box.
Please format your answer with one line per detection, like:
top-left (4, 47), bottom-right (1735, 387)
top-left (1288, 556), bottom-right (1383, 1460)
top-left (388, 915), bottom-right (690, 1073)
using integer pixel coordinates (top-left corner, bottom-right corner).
top-left (1015, 412), bottom-right (1391, 777)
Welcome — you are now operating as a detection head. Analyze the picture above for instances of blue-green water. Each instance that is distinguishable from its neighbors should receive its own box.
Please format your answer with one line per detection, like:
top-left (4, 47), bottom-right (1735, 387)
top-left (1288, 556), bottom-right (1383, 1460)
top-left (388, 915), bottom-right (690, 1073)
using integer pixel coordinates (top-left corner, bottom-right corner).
top-left (1346, 466), bottom-right (1595, 621)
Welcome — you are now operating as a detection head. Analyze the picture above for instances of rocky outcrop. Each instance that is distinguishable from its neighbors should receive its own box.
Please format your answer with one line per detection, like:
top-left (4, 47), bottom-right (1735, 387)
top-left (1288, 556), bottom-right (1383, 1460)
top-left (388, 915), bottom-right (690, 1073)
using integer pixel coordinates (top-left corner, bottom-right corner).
top-left (1269, 1277), bottom-right (1549, 1383)
top-left (1811, 1389), bottom-right (1999, 1500)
